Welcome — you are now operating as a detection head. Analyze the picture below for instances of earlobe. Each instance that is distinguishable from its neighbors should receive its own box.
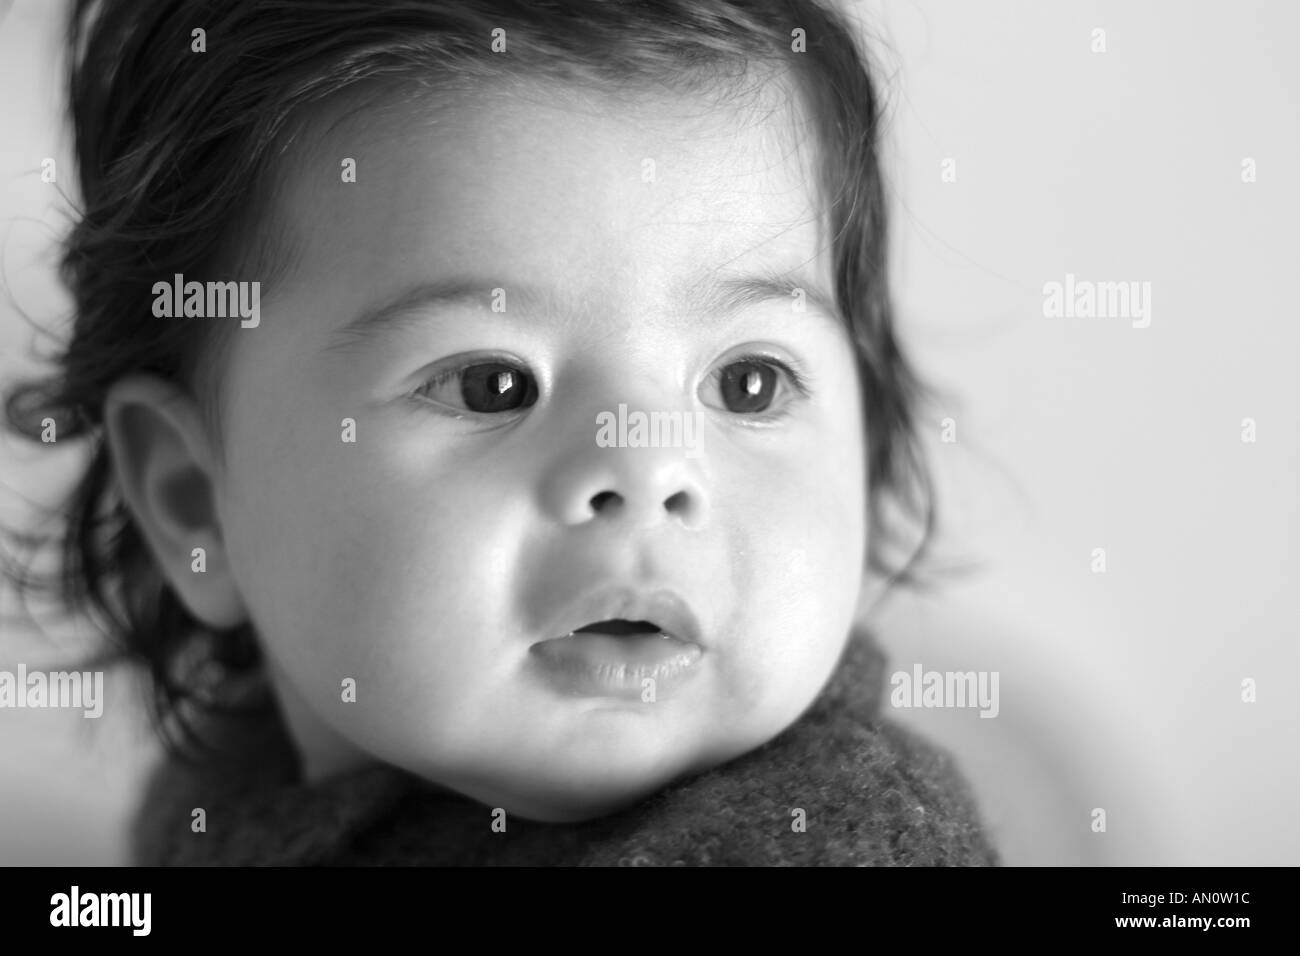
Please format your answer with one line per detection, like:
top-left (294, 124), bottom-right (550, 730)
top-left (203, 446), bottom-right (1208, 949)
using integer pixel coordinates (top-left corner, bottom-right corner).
top-left (102, 375), bottom-right (247, 629)
top-left (853, 573), bottom-right (886, 625)
top-left (853, 536), bottom-right (889, 625)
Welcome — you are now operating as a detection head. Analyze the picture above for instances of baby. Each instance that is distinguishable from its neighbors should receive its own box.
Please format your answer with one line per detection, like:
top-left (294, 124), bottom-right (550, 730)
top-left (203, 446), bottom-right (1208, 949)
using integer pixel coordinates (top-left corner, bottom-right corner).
top-left (4, 0), bottom-right (998, 865)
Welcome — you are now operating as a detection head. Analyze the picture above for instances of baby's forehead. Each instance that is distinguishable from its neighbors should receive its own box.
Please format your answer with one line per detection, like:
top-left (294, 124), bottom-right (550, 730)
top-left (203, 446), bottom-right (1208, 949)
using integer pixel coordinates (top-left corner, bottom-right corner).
top-left (265, 75), bottom-right (834, 317)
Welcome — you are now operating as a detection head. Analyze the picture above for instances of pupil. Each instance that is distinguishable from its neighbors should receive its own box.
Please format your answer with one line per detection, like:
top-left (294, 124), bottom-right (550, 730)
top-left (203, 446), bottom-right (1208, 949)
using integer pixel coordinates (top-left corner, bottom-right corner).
top-left (722, 362), bottom-right (775, 412)
top-left (462, 363), bottom-right (533, 412)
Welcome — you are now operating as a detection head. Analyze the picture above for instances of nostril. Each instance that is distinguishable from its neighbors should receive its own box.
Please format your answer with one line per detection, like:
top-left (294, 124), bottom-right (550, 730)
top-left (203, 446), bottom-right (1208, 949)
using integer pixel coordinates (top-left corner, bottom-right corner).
top-left (589, 490), bottom-right (620, 512)
top-left (664, 490), bottom-right (691, 514)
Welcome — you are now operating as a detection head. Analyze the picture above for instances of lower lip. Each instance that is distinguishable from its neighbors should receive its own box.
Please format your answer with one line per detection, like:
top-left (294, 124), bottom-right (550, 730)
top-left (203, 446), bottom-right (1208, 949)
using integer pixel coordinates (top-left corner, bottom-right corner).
top-left (529, 632), bottom-right (704, 700)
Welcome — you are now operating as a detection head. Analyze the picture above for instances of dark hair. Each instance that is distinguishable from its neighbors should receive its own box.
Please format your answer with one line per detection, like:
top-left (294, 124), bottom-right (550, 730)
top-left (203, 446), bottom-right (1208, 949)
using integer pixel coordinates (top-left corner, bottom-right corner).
top-left (2, 0), bottom-right (936, 757)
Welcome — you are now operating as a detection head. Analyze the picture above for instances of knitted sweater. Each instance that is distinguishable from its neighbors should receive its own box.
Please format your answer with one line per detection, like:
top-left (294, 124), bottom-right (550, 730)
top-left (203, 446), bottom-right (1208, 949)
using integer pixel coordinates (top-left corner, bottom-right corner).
top-left (132, 628), bottom-right (1000, 866)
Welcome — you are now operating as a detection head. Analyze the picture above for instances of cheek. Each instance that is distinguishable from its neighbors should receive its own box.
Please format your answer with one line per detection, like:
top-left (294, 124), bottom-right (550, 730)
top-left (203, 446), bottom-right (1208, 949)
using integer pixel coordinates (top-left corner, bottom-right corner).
top-left (218, 399), bottom-right (535, 711)
top-left (712, 376), bottom-right (867, 693)
top-left (735, 441), bottom-right (865, 634)
top-left (742, 362), bottom-right (866, 598)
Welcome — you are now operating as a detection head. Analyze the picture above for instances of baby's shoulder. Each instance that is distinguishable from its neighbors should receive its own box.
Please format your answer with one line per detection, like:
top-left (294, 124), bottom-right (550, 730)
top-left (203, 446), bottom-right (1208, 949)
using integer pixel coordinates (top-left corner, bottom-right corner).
top-left (577, 692), bottom-right (1000, 867)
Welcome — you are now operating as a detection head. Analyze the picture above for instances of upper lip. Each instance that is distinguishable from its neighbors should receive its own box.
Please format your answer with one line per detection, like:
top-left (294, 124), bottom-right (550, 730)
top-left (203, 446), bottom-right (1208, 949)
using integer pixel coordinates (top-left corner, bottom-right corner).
top-left (540, 585), bottom-right (704, 646)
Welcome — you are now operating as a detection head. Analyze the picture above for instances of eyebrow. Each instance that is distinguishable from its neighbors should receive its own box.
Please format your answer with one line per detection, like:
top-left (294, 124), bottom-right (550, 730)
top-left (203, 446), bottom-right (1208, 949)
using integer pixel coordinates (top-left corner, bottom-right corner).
top-left (320, 268), bottom-right (841, 356)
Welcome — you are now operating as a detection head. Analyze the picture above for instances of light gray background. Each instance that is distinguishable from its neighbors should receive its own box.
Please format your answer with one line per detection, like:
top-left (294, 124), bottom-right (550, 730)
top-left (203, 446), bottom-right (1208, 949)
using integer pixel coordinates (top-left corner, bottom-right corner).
top-left (1, 0), bottom-right (1296, 865)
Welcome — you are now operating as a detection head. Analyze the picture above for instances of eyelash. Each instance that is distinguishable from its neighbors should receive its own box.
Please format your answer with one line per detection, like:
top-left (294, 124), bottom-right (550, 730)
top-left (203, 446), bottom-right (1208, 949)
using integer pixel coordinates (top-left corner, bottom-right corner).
top-left (408, 351), bottom-right (812, 420)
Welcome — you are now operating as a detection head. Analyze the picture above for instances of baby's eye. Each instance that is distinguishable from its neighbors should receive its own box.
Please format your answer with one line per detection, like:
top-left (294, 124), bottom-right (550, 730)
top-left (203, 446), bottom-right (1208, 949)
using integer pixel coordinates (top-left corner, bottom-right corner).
top-left (702, 354), bottom-right (806, 416)
top-left (414, 359), bottom-right (539, 415)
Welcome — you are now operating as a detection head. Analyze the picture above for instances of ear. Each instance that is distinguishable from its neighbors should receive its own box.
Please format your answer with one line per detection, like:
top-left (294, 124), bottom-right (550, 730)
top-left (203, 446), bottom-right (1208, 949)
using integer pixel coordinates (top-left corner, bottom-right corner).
top-left (102, 375), bottom-right (247, 629)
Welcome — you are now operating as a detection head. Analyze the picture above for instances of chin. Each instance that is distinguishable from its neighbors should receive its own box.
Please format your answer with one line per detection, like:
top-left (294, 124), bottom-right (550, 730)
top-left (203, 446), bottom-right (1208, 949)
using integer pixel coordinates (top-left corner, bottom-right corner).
top-left (464, 755), bottom-right (696, 824)
top-left (497, 782), bottom-right (663, 824)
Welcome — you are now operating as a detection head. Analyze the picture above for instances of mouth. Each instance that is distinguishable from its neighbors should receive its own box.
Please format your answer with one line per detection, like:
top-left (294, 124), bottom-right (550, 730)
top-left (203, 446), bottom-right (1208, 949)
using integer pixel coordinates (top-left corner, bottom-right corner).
top-left (530, 589), bottom-right (706, 699)
top-left (570, 619), bottom-right (671, 637)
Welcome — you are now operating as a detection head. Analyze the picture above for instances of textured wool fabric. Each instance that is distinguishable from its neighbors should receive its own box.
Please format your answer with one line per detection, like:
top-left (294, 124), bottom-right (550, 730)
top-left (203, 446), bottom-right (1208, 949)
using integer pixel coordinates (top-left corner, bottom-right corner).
top-left (133, 628), bottom-right (1001, 866)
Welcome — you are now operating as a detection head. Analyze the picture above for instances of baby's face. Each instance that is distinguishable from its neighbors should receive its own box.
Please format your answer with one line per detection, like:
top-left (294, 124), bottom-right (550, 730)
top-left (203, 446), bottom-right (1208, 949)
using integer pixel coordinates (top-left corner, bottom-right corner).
top-left (213, 78), bottom-right (867, 820)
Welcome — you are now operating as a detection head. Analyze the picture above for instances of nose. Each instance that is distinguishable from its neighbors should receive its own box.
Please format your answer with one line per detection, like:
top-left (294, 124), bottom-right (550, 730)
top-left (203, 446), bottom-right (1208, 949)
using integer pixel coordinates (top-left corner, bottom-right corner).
top-left (538, 411), bottom-right (709, 530)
